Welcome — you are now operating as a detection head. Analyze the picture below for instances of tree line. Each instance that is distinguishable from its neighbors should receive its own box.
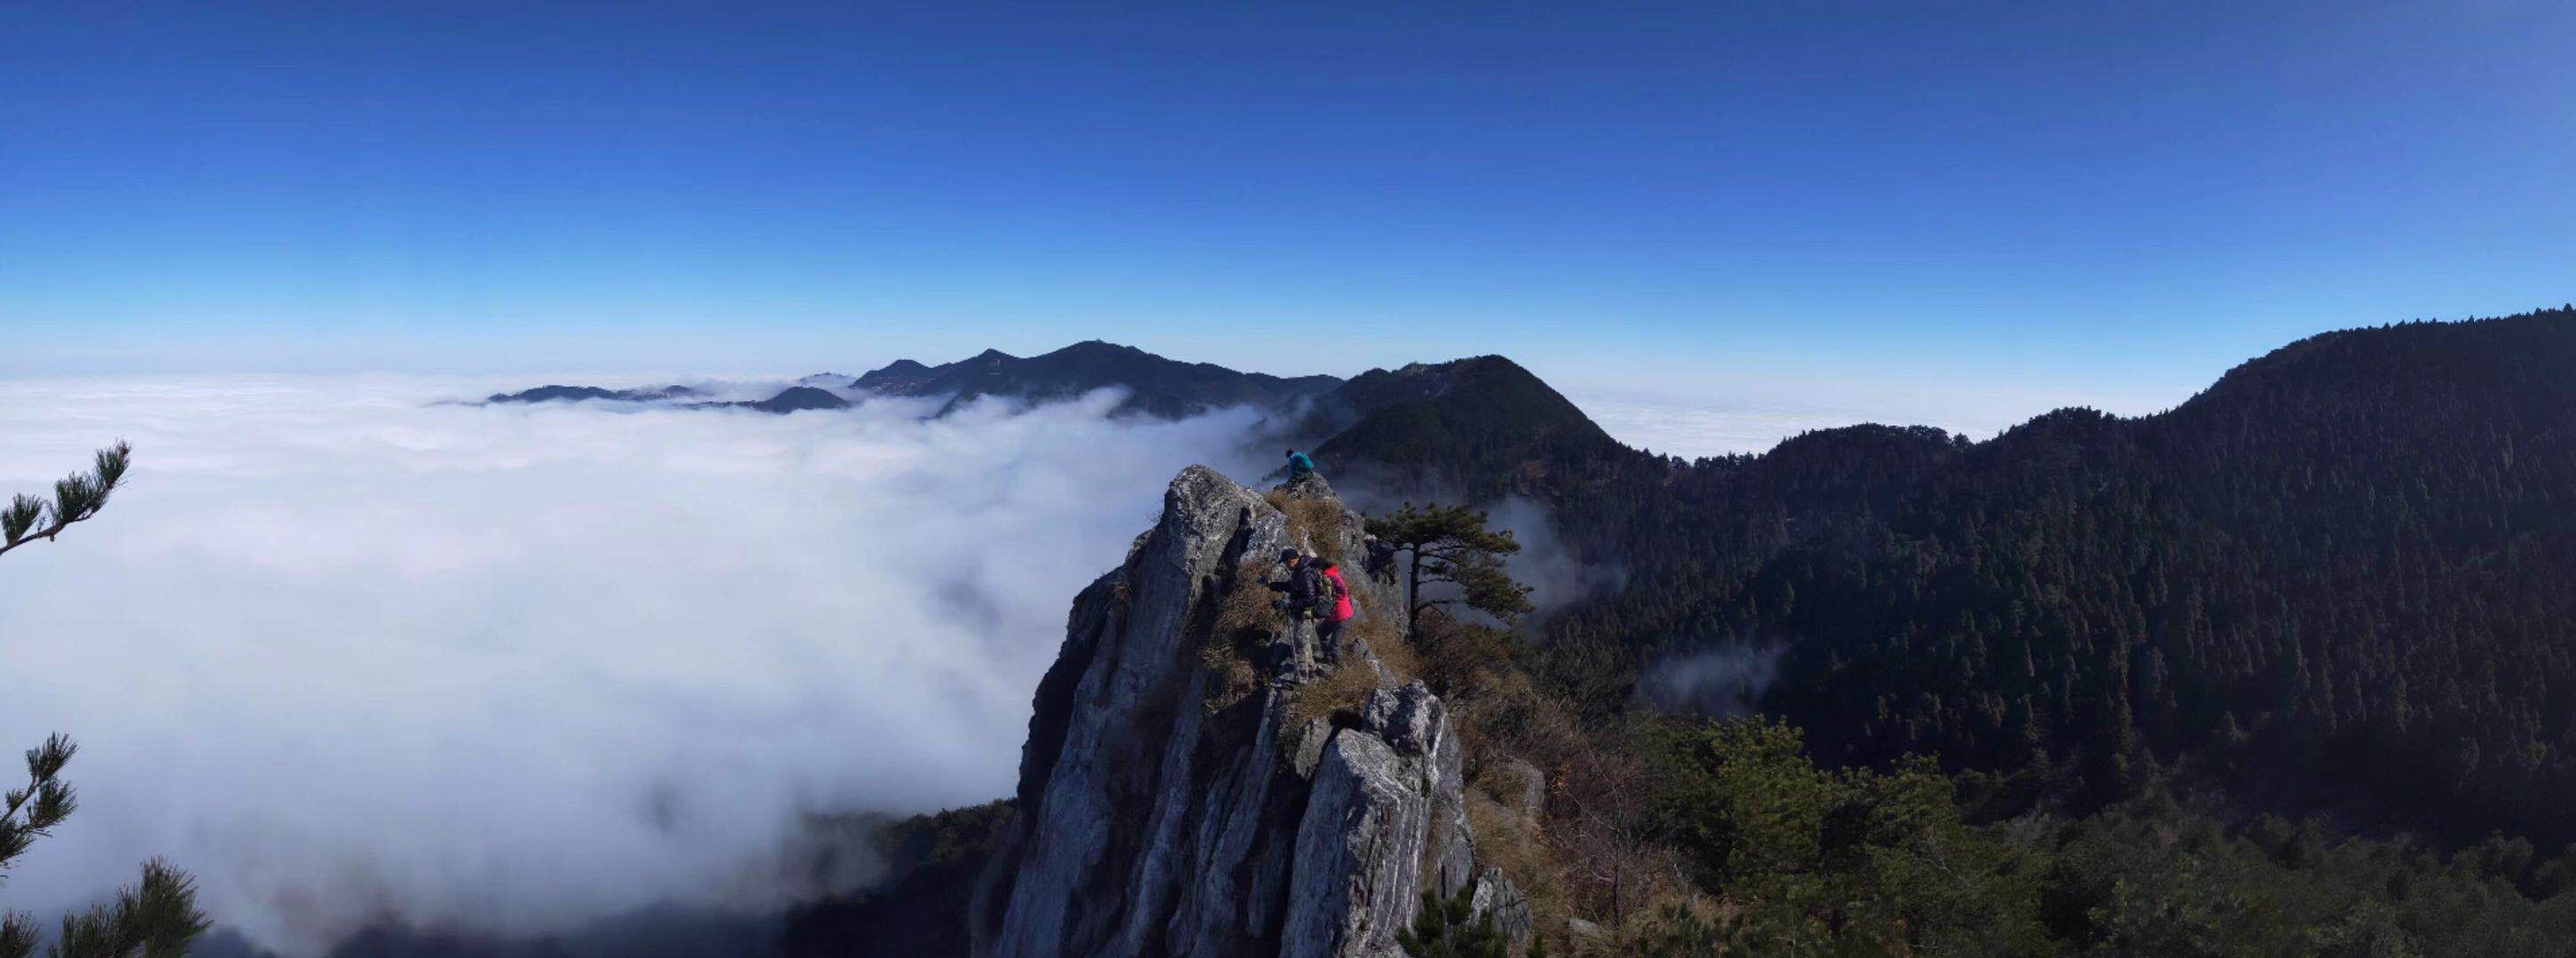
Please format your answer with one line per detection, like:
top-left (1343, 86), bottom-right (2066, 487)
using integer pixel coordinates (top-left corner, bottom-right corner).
top-left (1490, 308), bottom-right (2576, 847)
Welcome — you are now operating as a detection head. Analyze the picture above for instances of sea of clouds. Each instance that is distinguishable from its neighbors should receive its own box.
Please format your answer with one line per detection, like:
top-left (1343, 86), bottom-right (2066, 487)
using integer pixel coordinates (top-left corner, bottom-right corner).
top-left (0, 374), bottom-right (1268, 954)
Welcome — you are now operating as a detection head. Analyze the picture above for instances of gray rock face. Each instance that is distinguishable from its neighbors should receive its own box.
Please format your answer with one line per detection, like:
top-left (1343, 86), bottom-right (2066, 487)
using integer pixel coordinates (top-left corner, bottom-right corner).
top-left (1565, 916), bottom-right (1606, 947)
top-left (1469, 868), bottom-right (1535, 949)
top-left (1360, 684), bottom-right (1476, 902)
top-left (973, 466), bottom-right (1475, 958)
top-left (1282, 682), bottom-right (1473, 958)
top-left (1496, 758), bottom-right (1546, 821)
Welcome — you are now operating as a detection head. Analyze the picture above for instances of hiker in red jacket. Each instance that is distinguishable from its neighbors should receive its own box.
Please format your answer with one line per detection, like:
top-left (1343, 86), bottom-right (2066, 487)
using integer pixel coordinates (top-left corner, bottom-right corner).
top-left (1315, 558), bottom-right (1355, 659)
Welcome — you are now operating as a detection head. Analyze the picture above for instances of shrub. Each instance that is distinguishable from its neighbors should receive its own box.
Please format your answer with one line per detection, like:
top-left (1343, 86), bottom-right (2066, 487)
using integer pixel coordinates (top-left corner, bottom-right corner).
top-left (1264, 490), bottom-right (1347, 566)
top-left (1213, 559), bottom-right (1282, 637)
top-left (1204, 560), bottom-right (1278, 714)
top-left (1200, 641), bottom-right (1261, 715)
top-left (1465, 788), bottom-right (1567, 946)
top-left (1290, 655), bottom-right (1382, 728)
top-left (1397, 884), bottom-right (1509, 958)
top-left (1357, 616), bottom-right (1419, 682)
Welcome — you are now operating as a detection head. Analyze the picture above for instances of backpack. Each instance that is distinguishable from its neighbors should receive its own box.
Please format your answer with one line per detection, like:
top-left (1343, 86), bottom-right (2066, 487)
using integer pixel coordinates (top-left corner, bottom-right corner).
top-left (1322, 568), bottom-right (1354, 621)
top-left (1295, 564), bottom-right (1327, 609)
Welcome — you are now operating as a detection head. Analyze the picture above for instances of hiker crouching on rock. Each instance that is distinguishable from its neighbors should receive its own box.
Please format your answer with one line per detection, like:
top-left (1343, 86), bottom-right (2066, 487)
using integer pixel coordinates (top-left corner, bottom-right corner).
top-left (1284, 449), bottom-right (1316, 479)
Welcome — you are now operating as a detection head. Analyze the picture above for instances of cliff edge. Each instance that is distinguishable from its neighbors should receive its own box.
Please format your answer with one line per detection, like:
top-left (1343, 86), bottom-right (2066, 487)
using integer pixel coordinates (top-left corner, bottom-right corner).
top-left (971, 467), bottom-right (1519, 957)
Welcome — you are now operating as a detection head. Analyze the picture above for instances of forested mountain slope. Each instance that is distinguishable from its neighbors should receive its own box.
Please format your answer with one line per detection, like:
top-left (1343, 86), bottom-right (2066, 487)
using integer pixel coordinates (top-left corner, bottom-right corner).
top-left (1304, 356), bottom-right (1640, 502)
top-left (1328, 308), bottom-right (2576, 844)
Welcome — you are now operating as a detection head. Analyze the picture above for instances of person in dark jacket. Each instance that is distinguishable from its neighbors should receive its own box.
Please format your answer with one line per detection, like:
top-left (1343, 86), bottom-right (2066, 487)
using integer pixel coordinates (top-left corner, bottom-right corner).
top-left (1265, 548), bottom-right (1321, 614)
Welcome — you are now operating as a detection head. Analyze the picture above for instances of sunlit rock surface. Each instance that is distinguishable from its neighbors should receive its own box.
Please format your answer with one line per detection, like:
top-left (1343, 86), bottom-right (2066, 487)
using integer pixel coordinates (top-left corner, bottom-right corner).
top-left (973, 466), bottom-right (1506, 957)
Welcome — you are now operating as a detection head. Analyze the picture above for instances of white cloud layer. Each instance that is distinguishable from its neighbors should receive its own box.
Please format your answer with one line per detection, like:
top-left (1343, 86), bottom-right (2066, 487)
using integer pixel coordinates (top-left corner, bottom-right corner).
top-left (0, 375), bottom-right (1265, 954)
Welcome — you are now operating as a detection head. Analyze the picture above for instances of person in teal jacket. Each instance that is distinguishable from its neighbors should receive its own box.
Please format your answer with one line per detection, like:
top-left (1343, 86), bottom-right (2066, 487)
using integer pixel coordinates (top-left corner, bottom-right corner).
top-left (1284, 449), bottom-right (1316, 478)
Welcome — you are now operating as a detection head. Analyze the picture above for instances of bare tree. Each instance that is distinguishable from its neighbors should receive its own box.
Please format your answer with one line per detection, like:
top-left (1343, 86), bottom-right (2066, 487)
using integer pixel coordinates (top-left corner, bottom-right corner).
top-left (1549, 744), bottom-right (1677, 929)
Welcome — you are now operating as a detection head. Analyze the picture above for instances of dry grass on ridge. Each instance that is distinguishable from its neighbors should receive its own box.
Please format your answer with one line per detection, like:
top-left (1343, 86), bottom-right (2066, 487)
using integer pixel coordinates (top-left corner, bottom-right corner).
top-left (1264, 489), bottom-right (1347, 566)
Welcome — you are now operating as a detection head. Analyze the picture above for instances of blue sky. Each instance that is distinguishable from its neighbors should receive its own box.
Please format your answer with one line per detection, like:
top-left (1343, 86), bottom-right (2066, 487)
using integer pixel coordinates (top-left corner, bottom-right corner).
top-left (4, 2), bottom-right (2569, 421)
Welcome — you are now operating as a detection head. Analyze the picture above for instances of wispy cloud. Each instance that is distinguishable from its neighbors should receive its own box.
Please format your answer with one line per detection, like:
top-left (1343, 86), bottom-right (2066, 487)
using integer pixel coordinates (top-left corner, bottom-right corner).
top-left (1635, 642), bottom-right (1786, 718)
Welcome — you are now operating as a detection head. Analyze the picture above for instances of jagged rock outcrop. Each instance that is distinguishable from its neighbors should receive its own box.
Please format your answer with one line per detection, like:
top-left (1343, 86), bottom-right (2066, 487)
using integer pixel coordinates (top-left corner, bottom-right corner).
top-left (1469, 868), bottom-right (1535, 949)
top-left (973, 466), bottom-right (1510, 957)
top-left (1282, 681), bottom-right (1475, 955)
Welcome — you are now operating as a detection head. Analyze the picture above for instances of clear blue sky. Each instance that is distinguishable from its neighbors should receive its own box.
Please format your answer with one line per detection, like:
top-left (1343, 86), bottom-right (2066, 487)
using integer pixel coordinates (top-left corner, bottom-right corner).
top-left (4, 2), bottom-right (2569, 413)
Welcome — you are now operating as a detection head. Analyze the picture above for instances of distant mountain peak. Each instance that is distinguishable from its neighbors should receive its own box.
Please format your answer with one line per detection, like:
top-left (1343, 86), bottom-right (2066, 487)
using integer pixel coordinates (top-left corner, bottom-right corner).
top-left (1299, 353), bottom-right (1629, 499)
top-left (851, 342), bottom-right (1343, 419)
top-left (1056, 339), bottom-right (1144, 356)
top-left (746, 385), bottom-right (852, 413)
top-left (484, 384), bottom-right (698, 404)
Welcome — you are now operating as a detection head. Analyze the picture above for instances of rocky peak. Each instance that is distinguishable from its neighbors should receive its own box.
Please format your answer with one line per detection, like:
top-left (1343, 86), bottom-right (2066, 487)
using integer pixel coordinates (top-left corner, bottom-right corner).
top-left (1059, 339), bottom-right (1145, 357)
top-left (853, 359), bottom-right (937, 393)
top-left (972, 465), bottom-right (1517, 957)
top-left (747, 385), bottom-right (852, 413)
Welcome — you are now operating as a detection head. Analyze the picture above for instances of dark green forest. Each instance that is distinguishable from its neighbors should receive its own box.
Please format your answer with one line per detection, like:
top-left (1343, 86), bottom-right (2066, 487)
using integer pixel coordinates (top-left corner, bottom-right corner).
top-left (1315, 308), bottom-right (2576, 847)
top-left (1501, 308), bottom-right (2576, 850)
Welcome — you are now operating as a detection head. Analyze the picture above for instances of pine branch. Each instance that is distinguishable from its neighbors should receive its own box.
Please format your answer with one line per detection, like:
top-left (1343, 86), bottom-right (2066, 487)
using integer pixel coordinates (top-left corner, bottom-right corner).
top-left (0, 913), bottom-right (35, 958)
top-left (51, 858), bottom-right (208, 958)
top-left (0, 735), bottom-right (77, 880)
top-left (0, 737), bottom-right (205, 957)
top-left (0, 443), bottom-right (130, 560)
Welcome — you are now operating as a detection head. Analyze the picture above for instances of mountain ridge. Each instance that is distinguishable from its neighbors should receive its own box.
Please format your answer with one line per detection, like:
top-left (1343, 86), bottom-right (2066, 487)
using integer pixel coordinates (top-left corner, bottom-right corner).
top-left (484, 384), bottom-right (703, 404)
top-left (479, 341), bottom-right (1344, 420)
top-left (854, 340), bottom-right (1344, 419)
top-left (1504, 306), bottom-right (2576, 846)
top-left (1299, 354), bottom-right (1638, 500)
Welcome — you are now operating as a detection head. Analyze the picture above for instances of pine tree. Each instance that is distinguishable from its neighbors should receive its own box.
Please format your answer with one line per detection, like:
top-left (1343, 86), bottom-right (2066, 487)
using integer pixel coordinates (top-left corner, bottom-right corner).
top-left (4, 444), bottom-right (209, 957)
top-left (0, 734), bottom-right (208, 958)
top-left (1365, 502), bottom-right (1535, 640)
top-left (1395, 885), bottom-right (1508, 958)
